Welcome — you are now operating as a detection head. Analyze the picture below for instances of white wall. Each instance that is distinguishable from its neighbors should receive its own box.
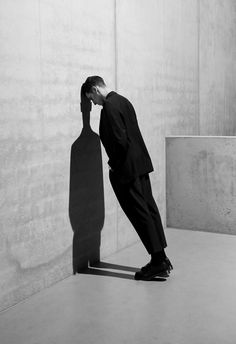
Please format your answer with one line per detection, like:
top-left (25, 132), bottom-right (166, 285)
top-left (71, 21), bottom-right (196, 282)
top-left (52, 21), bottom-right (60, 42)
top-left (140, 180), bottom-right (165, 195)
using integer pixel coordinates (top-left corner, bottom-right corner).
top-left (166, 137), bottom-right (236, 234)
top-left (200, 0), bottom-right (236, 135)
top-left (0, 0), bottom-right (116, 312)
top-left (116, 0), bottom-right (199, 240)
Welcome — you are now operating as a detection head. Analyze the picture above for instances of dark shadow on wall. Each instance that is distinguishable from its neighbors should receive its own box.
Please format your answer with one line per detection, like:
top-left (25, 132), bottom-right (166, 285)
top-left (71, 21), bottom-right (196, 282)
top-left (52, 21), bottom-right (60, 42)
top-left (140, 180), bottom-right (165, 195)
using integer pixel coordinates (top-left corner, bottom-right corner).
top-left (69, 91), bottom-right (104, 274)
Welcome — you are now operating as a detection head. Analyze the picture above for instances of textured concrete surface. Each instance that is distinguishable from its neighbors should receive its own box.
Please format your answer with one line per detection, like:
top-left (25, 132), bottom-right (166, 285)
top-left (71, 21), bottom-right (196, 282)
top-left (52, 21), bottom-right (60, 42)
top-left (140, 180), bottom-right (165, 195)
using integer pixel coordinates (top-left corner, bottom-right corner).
top-left (1, 0), bottom-right (236, 311)
top-left (0, 228), bottom-right (236, 344)
top-left (116, 0), bottom-right (199, 227)
top-left (0, 0), bottom-right (116, 311)
top-left (166, 137), bottom-right (236, 234)
top-left (200, 0), bottom-right (236, 135)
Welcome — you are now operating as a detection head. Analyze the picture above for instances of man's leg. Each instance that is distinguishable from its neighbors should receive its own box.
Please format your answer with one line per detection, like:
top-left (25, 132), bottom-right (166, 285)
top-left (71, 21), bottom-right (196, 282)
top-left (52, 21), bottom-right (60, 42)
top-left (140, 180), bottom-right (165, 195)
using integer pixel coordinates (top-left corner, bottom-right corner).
top-left (139, 174), bottom-right (167, 249)
top-left (138, 174), bottom-right (173, 275)
top-left (139, 173), bottom-right (169, 265)
top-left (109, 171), bottom-right (172, 280)
top-left (109, 171), bottom-right (164, 254)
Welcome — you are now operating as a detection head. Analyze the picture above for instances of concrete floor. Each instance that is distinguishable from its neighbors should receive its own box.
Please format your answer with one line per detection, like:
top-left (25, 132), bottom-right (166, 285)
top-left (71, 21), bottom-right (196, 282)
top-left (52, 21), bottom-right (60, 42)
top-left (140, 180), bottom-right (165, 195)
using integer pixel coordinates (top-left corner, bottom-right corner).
top-left (0, 227), bottom-right (236, 344)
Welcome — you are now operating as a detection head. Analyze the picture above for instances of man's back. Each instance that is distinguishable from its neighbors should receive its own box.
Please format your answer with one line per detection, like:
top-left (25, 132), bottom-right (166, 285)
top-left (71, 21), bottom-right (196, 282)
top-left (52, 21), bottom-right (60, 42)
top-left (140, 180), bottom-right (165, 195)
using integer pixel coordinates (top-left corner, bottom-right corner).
top-left (100, 91), bottom-right (153, 183)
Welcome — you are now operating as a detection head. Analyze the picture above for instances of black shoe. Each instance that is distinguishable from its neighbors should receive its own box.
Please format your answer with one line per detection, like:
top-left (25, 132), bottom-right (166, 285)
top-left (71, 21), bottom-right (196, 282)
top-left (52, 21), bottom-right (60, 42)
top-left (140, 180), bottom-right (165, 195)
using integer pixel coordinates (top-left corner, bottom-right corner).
top-left (150, 256), bottom-right (173, 273)
top-left (134, 260), bottom-right (169, 281)
top-left (165, 257), bottom-right (173, 273)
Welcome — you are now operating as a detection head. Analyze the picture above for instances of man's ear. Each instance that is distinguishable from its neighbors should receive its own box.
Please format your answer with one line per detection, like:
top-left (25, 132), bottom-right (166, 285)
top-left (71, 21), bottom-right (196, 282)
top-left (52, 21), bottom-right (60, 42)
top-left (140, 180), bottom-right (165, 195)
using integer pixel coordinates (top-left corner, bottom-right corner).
top-left (91, 86), bottom-right (98, 94)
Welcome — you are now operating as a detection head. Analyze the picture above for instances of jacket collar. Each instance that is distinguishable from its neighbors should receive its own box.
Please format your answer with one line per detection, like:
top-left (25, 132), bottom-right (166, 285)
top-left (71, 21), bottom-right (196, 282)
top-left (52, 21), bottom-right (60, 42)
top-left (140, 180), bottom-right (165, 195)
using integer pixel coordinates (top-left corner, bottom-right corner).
top-left (106, 91), bottom-right (116, 99)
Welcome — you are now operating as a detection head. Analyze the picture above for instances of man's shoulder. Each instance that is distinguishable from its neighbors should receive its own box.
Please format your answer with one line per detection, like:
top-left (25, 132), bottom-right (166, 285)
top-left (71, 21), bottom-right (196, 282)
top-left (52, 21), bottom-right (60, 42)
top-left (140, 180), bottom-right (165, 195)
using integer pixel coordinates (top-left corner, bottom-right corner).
top-left (105, 91), bottom-right (131, 107)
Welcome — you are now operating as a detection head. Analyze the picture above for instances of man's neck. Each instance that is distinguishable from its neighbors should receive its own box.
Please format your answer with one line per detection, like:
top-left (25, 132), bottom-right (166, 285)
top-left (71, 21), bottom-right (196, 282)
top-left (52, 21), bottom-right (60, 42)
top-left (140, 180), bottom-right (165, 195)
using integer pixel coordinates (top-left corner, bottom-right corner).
top-left (99, 87), bottom-right (113, 105)
top-left (101, 87), bottom-right (112, 98)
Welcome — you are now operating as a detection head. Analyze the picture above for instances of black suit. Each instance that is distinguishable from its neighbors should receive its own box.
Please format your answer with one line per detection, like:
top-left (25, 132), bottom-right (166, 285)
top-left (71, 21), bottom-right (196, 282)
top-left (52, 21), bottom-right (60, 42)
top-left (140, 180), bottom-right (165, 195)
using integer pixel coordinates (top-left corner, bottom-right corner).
top-left (99, 91), bottom-right (167, 254)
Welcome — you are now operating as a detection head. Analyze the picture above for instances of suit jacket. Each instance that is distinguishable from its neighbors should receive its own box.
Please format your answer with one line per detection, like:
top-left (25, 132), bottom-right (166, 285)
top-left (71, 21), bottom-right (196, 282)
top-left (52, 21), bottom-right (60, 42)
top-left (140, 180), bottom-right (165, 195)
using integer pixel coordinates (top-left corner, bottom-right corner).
top-left (99, 91), bottom-right (153, 183)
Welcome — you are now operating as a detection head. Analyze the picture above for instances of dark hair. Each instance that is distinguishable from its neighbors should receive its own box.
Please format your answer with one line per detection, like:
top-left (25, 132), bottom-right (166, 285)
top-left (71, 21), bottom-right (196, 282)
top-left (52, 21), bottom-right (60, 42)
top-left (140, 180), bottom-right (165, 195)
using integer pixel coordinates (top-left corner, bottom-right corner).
top-left (81, 76), bottom-right (106, 96)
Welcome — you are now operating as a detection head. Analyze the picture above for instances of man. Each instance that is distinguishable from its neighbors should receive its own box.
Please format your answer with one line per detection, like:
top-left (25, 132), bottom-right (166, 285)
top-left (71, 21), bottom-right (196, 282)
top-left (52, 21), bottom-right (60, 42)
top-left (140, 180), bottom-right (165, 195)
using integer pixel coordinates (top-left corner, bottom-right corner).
top-left (81, 76), bottom-right (173, 280)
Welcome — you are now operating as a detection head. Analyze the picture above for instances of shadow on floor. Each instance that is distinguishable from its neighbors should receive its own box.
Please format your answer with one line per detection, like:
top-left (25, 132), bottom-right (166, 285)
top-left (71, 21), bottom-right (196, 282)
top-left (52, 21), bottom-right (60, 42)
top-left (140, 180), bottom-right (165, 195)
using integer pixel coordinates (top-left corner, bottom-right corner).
top-left (77, 261), bottom-right (168, 282)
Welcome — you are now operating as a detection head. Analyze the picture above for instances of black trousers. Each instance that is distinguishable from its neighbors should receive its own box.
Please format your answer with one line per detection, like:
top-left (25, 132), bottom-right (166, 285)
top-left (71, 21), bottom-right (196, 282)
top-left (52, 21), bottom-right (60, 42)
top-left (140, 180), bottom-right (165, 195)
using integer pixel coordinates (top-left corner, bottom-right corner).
top-left (109, 171), bottom-right (167, 254)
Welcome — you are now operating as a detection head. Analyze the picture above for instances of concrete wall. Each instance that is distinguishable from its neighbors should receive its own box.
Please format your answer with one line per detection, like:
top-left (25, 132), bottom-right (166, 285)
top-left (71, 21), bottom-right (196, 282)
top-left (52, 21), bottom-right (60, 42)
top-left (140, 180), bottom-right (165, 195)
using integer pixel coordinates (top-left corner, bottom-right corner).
top-left (200, 0), bottom-right (236, 135)
top-left (1, 0), bottom-right (236, 311)
top-left (166, 137), bottom-right (236, 234)
top-left (0, 0), bottom-right (116, 312)
top-left (116, 0), bottom-right (199, 245)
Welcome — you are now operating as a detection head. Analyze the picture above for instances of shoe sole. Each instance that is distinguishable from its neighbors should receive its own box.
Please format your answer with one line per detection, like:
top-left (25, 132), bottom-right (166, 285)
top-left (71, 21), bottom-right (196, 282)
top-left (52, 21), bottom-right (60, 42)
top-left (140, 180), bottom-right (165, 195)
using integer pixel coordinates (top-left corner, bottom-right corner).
top-left (134, 270), bottom-right (169, 281)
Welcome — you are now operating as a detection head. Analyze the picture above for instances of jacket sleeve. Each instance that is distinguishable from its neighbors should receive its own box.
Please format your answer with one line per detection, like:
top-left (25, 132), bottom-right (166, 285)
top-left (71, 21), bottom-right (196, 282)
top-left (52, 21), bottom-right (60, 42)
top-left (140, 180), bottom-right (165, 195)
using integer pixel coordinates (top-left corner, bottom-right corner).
top-left (103, 102), bottom-right (129, 170)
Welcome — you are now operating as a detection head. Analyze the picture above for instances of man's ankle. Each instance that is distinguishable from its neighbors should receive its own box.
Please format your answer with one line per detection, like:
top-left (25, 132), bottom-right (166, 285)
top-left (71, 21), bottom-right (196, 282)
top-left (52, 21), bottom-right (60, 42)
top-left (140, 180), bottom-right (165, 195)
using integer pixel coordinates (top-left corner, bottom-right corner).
top-left (151, 249), bottom-right (166, 265)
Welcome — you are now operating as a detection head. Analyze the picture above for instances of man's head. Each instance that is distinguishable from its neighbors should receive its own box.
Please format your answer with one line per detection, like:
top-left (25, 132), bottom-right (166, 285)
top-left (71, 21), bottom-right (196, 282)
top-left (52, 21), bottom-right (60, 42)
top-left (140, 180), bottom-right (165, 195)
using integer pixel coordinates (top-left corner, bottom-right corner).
top-left (81, 76), bottom-right (108, 106)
